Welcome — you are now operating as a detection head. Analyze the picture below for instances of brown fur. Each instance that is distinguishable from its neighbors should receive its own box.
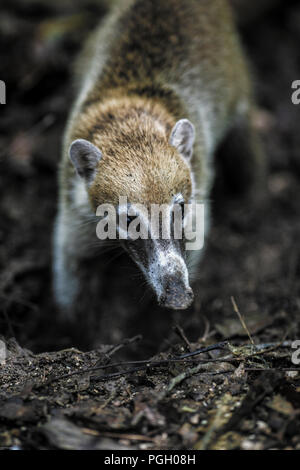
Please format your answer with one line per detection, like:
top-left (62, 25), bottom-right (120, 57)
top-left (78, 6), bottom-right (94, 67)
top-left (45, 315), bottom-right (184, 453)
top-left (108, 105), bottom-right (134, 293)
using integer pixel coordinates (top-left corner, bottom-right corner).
top-left (54, 0), bottom-right (266, 317)
top-left (61, 0), bottom-right (253, 210)
top-left (70, 95), bottom-right (192, 208)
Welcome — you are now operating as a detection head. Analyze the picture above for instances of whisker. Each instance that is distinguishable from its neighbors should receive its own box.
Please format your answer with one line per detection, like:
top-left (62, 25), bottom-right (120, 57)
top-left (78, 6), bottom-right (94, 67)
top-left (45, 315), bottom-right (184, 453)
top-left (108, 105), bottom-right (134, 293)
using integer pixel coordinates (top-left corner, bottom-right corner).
top-left (139, 284), bottom-right (152, 304)
top-left (101, 249), bottom-right (123, 268)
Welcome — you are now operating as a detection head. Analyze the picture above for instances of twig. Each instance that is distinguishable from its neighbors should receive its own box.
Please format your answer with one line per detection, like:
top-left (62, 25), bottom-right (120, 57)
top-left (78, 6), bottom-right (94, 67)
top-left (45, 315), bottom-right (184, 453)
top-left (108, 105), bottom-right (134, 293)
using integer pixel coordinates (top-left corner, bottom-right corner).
top-left (244, 367), bottom-right (299, 371)
top-left (252, 340), bottom-right (291, 350)
top-left (82, 429), bottom-right (155, 442)
top-left (93, 334), bottom-right (142, 368)
top-left (195, 393), bottom-right (233, 450)
top-left (35, 340), bottom-right (292, 389)
top-left (173, 324), bottom-right (192, 351)
top-left (195, 370), bottom-right (283, 450)
top-left (91, 365), bottom-right (148, 381)
top-left (176, 341), bottom-right (228, 359)
top-left (159, 363), bottom-right (211, 400)
top-left (231, 296), bottom-right (255, 345)
top-left (98, 390), bottom-right (118, 410)
top-left (159, 364), bottom-right (232, 401)
top-left (198, 315), bottom-right (211, 343)
top-left (216, 370), bottom-right (283, 437)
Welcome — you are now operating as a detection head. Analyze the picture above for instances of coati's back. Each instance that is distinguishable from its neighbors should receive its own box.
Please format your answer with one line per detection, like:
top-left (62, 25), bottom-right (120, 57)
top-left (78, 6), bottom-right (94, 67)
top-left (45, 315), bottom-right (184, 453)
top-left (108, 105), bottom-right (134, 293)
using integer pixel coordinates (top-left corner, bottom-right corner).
top-left (64, 0), bottom-right (251, 163)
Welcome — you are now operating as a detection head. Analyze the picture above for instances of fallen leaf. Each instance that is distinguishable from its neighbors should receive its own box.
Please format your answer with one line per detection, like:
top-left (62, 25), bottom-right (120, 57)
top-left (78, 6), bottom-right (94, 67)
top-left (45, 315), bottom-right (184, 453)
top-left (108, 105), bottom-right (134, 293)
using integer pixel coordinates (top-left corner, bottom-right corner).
top-left (267, 394), bottom-right (294, 416)
top-left (216, 312), bottom-right (273, 338)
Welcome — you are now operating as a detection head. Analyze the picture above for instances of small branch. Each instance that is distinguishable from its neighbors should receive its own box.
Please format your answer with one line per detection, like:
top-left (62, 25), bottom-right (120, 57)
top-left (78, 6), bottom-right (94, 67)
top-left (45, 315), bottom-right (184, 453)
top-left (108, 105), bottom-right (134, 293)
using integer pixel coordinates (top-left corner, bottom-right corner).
top-left (231, 296), bottom-right (255, 345)
top-left (159, 363), bottom-right (210, 400)
top-left (34, 340), bottom-right (292, 389)
top-left (173, 323), bottom-right (192, 351)
top-left (176, 341), bottom-right (228, 359)
top-left (105, 335), bottom-right (142, 358)
top-left (198, 315), bottom-right (212, 343)
top-left (82, 429), bottom-right (155, 442)
top-left (92, 334), bottom-right (142, 368)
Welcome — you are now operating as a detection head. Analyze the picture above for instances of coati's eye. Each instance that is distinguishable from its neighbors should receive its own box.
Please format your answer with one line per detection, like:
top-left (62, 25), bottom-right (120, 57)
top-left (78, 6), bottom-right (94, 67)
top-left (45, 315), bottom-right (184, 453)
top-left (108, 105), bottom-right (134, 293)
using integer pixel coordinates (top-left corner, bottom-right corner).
top-left (172, 195), bottom-right (185, 223)
top-left (174, 201), bottom-right (185, 220)
top-left (179, 201), bottom-right (185, 220)
top-left (127, 215), bottom-right (137, 225)
top-left (171, 200), bottom-right (185, 229)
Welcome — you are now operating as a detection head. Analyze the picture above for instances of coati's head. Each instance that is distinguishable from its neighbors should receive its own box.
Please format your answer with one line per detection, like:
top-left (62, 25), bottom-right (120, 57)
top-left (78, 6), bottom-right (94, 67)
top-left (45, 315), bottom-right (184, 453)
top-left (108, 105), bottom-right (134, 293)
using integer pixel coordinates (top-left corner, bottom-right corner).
top-left (69, 101), bottom-right (196, 310)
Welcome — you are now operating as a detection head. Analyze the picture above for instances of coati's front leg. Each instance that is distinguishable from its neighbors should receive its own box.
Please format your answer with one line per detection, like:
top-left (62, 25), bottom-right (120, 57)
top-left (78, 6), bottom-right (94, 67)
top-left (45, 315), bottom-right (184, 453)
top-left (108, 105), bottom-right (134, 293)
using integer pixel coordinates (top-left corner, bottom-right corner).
top-left (53, 211), bottom-right (81, 316)
top-left (53, 207), bottom-right (105, 323)
top-left (218, 110), bottom-right (268, 205)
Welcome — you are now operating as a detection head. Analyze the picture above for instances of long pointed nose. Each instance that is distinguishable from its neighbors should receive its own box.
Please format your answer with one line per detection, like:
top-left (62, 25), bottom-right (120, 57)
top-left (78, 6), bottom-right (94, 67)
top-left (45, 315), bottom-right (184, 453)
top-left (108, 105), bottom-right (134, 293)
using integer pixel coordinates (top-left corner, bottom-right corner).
top-left (147, 241), bottom-right (194, 310)
top-left (158, 275), bottom-right (194, 310)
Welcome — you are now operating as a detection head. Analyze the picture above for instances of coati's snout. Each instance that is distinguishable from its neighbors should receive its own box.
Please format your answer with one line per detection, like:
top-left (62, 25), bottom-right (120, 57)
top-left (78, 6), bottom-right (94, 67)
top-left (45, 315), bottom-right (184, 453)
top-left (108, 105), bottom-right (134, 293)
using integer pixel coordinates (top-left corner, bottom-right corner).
top-left (159, 278), bottom-right (194, 310)
top-left (122, 237), bottom-right (194, 311)
top-left (157, 270), bottom-right (194, 310)
top-left (149, 241), bottom-right (193, 310)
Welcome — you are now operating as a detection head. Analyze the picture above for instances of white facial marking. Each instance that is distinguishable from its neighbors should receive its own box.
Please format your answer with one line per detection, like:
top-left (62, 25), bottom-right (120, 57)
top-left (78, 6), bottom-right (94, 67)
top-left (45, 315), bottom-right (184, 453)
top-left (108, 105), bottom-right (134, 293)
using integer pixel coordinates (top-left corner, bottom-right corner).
top-left (116, 198), bottom-right (190, 299)
top-left (117, 200), bottom-right (150, 240)
top-left (73, 177), bottom-right (89, 209)
top-left (148, 244), bottom-right (190, 298)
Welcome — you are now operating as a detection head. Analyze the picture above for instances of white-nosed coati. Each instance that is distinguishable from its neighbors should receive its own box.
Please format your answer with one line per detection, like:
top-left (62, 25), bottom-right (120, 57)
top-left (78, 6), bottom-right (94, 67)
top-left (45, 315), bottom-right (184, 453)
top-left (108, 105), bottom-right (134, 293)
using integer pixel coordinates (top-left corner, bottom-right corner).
top-left (53, 0), bottom-right (266, 317)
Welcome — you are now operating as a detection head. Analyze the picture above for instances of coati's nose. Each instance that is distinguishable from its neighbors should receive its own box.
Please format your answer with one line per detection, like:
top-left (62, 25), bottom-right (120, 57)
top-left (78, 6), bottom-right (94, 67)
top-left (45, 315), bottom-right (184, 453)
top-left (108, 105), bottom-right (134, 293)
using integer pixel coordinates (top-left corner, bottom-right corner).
top-left (159, 277), bottom-right (194, 310)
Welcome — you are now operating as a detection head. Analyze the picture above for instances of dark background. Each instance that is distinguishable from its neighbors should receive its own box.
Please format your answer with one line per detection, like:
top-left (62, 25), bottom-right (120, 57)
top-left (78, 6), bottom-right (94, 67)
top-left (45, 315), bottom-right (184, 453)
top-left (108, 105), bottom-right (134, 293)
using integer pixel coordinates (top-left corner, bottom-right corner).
top-left (0, 0), bottom-right (299, 355)
top-left (0, 0), bottom-right (300, 452)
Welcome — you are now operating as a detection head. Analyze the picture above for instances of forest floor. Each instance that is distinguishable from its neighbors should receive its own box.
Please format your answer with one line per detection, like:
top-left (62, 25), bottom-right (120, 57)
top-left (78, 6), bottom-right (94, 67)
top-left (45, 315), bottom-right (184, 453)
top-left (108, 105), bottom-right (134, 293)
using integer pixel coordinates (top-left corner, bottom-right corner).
top-left (0, 0), bottom-right (300, 450)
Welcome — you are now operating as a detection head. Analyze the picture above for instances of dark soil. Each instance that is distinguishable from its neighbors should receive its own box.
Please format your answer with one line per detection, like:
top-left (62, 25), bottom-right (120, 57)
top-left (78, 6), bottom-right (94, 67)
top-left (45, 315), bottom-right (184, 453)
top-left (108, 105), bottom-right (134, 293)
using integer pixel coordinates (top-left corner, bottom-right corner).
top-left (0, 0), bottom-right (299, 450)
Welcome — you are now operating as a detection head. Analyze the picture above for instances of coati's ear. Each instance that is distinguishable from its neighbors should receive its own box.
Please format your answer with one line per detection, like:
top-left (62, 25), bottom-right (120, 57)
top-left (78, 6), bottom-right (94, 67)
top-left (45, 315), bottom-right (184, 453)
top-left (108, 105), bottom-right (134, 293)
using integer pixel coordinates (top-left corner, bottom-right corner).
top-left (69, 139), bottom-right (102, 184)
top-left (170, 119), bottom-right (195, 160)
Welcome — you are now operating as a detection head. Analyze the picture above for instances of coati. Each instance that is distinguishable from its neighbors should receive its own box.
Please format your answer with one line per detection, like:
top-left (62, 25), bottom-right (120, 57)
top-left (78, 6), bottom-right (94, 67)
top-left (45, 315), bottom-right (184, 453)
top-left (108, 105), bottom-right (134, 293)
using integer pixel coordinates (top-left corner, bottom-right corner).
top-left (53, 0), bottom-right (266, 315)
